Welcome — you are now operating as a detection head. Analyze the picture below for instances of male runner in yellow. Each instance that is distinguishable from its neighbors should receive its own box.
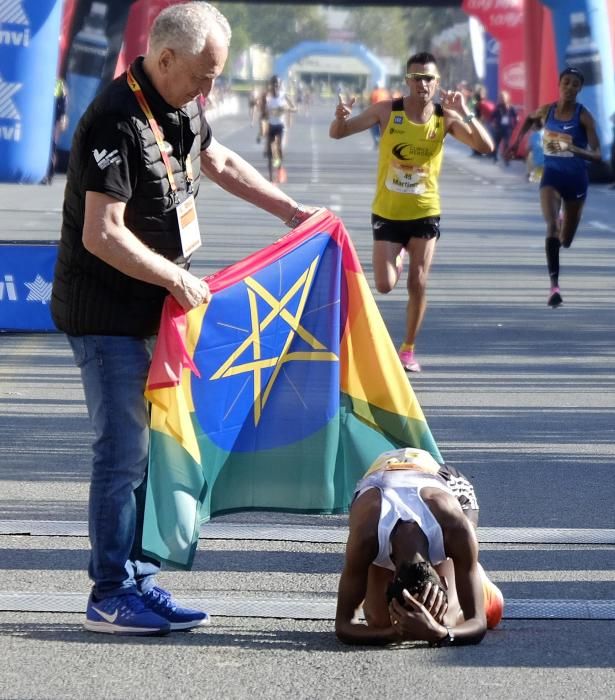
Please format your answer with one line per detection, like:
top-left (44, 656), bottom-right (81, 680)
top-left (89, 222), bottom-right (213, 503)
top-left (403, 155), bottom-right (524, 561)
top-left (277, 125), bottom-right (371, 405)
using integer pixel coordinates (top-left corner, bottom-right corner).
top-left (330, 52), bottom-right (494, 372)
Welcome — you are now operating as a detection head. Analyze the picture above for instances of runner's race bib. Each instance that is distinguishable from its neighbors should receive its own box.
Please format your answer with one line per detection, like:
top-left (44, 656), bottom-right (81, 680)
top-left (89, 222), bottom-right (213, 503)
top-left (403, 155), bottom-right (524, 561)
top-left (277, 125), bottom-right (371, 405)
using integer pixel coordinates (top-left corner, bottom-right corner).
top-left (385, 160), bottom-right (428, 195)
top-left (543, 129), bottom-right (574, 158)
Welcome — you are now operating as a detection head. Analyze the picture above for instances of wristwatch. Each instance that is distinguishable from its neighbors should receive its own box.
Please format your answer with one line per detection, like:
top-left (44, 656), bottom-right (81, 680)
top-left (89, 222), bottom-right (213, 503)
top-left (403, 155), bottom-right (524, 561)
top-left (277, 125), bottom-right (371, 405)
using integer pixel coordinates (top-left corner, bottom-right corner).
top-left (435, 626), bottom-right (455, 647)
top-left (463, 112), bottom-right (476, 124)
top-left (284, 204), bottom-right (306, 228)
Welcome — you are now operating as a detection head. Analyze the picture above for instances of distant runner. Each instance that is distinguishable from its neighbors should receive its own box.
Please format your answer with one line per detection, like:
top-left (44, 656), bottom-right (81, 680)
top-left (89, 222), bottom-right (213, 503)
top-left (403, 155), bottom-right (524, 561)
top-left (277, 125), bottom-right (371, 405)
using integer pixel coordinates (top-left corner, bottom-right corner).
top-left (264, 75), bottom-right (296, 184)
top-left (508, 67), bottom-right (602, 307)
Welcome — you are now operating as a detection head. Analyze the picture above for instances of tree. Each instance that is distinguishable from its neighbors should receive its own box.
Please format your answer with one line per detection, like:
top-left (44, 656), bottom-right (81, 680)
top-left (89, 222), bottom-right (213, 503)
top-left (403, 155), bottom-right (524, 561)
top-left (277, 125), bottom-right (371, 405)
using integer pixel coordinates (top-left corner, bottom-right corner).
top-left (346, 7), bottom-right (408, 58)
top-left (216, 2), bottom-right (328, 54)
top-left (403, 6), bottom-right (467, 54)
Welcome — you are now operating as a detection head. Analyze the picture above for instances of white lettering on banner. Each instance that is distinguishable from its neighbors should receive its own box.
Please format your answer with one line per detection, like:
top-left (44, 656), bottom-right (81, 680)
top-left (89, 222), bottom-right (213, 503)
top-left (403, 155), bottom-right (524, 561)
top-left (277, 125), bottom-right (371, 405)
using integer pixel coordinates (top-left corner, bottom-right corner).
top-left (0, 0), bottom-right (29, 25)
top-left (0, 275), bottom-right (17, 301)
top-left (0, 0), bottom-right (30, 47)
top-left (465, 0), bottom-right (522, 11)
top-left (24, 275), bottom-right (52, 303)
top-left (489, 12), bottom-right (523, 28)
top-left (0, 122), bottom-right (21, 141)
top-left (502, 62), bottom-right (526, 90)
top-left (0, 27), bottom-right (29, 46)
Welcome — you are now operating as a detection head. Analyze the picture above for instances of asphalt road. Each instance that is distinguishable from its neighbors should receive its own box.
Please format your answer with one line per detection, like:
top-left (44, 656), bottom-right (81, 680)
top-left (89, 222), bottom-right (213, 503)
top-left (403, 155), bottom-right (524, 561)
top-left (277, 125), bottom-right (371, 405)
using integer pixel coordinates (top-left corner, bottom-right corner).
top-left (1, 97), bottom-right (614, 699)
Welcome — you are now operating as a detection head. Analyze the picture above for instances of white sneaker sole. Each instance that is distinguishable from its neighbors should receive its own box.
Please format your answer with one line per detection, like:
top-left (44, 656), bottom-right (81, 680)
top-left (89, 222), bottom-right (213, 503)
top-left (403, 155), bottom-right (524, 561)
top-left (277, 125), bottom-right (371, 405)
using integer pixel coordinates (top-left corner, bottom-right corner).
top-left (169, 615), bottom-right (211, 631)
top-left (83, 619), bottom-right (170, 635)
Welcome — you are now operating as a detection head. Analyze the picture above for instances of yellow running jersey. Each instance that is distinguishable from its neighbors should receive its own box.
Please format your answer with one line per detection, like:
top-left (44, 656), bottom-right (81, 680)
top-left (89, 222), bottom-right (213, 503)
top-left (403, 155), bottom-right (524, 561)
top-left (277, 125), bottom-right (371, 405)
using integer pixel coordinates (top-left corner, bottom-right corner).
top-left (372, 99), bottom-right (446, 221)
top-left (364, 447), bottom-right (441, 477)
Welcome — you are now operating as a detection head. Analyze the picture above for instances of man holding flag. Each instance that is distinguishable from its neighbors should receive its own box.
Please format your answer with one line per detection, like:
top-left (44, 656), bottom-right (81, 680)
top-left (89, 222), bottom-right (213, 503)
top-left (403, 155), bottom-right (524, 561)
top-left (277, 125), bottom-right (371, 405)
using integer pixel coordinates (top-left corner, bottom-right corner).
top-left (51, 2), bottom-right (314, 636)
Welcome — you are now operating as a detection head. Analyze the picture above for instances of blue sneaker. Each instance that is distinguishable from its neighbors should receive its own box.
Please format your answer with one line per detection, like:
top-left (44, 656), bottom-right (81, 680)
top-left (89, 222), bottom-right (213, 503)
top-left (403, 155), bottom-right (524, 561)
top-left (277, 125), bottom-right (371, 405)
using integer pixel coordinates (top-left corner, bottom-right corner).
top-left (84, 593), bottom-right (171, 636)
top-left (141, 586), bottom-right (210, 631)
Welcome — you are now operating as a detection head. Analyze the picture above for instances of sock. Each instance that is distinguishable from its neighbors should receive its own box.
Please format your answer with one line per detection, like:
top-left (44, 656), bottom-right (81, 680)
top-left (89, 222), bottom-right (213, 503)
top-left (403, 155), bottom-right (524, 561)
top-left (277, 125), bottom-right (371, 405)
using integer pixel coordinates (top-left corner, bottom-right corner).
top-left (545, 237), bottom-right (561, 287)
top-left (400, 343), bottom-right (414, 352)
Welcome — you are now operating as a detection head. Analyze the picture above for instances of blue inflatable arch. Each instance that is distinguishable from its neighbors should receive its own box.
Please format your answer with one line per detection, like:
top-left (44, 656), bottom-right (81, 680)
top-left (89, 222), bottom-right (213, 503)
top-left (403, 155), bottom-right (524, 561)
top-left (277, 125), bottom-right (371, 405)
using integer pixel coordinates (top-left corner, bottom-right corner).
top-left (274, 41), bottom-right (387, 87)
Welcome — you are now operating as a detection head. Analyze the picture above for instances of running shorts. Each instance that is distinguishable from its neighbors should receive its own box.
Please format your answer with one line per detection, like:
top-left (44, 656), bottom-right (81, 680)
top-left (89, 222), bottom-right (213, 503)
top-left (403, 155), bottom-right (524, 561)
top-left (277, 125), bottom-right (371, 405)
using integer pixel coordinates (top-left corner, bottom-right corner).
top-left (267, 123), bottom-right (284, 141)
top-left (540, 167), bottom-right (588, 202)
top-left (438, 463), bottom-right (479, 513)
top-left (371, 214), bottom-right (441, 245)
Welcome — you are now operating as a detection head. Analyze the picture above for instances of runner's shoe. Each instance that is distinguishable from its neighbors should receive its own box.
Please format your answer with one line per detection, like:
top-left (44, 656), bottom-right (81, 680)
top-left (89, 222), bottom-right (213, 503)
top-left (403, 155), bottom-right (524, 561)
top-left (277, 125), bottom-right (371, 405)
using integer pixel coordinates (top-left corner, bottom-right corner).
top-left (399, 347), bottom-right (421, 373)
top-left (84, 592), bottom-right (171, 635)
top-left (477, 563), bottom-right (504, 629)
top-left (141, 586), bottom-right (210, 631)
top-left (547, 286), bottom-right (563, 307)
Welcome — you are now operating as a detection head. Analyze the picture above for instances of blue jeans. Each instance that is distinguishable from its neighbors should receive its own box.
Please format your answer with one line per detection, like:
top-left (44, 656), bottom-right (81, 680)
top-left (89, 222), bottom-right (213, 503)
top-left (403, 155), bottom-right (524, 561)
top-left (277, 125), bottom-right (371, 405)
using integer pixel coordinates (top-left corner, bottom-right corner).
top-left (68, 334), bottom-right (160, 599)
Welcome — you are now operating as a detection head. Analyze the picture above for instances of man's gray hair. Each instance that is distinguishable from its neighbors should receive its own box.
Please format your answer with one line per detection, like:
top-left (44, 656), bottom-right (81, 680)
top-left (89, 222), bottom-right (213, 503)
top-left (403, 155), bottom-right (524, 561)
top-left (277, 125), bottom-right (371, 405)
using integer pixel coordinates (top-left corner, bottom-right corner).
top-left (149, 2), bottom-right (232, 56)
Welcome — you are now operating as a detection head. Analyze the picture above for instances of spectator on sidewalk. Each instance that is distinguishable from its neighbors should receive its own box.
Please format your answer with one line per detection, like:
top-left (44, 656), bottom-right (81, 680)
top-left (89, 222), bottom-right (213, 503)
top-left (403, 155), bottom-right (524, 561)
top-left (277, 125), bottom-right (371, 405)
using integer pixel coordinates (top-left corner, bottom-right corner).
top-left (490, 90), bottom-right (518, 165)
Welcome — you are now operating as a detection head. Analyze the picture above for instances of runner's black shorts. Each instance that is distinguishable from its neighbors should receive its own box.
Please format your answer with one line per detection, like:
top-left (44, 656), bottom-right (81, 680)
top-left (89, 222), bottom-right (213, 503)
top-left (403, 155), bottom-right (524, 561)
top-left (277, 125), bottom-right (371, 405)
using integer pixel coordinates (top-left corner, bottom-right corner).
top-left (371, 213), bottom-right (441, 246)
top-left (267, 123), bottom-right (284, 141)
top-left (438, 463), bottom-right (479, 513)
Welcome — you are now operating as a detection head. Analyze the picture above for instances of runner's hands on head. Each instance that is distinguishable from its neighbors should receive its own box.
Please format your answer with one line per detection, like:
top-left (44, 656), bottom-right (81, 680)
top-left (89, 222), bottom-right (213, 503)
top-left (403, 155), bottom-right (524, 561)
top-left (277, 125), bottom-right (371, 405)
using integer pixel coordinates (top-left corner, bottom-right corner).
top-left (170, 268), bottom-right (211, 310)
top-left (389, 588), bottom-right (446, 642)
top-left (335, 93), bottom-right (355, 120)
top-left (439, 88), bottom-right (465, 114)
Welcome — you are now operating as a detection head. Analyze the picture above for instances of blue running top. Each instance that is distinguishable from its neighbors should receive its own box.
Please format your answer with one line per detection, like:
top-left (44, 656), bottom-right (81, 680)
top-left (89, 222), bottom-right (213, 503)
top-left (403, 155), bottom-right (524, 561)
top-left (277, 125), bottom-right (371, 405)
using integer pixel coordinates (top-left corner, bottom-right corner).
top-left (543, 102), bottom-right (588, 175)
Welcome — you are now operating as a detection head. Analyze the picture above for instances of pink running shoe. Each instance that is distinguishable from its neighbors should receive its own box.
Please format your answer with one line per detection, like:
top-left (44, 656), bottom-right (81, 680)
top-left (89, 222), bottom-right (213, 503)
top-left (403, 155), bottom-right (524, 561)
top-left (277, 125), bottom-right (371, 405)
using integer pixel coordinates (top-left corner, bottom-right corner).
top-left (399, 348), bottom-right (421, 372)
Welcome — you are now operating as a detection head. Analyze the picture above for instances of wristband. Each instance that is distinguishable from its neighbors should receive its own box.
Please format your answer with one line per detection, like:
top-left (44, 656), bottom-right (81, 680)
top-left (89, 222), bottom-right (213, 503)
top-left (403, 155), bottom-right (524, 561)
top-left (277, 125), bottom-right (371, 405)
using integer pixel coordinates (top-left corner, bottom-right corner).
top-left (432, 626), bottom-right (455, 647)
top-left (463, 112), bottom-right (476, 124)
top-left (284, 205), bottom-right (306, 228)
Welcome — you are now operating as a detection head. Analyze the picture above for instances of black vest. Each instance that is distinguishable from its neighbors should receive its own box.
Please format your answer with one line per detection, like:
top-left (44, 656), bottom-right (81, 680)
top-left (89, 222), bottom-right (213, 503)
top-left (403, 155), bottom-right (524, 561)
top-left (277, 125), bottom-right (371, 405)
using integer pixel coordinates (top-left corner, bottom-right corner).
top-left (51, 58), bottom-right (204, 337)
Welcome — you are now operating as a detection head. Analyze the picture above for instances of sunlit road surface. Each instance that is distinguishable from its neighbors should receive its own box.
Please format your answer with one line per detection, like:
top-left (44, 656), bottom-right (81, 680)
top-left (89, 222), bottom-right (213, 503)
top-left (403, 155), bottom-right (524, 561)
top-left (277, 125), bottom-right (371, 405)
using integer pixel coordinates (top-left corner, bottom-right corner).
top-left (1, 98), bottom-right (614, 699)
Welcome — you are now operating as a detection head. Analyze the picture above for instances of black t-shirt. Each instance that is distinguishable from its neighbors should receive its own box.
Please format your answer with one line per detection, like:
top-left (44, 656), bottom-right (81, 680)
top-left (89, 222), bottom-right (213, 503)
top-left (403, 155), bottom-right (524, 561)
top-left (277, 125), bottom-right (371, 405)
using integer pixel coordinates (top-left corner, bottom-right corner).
top-left (83, 105), bottom-right (212, 203)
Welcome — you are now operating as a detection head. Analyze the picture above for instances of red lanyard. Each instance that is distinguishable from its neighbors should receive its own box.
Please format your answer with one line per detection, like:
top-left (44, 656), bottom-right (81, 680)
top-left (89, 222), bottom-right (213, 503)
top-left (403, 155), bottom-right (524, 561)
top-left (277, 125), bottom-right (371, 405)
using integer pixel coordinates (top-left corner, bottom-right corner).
top-left (126, 67), bottom-right (194, 199)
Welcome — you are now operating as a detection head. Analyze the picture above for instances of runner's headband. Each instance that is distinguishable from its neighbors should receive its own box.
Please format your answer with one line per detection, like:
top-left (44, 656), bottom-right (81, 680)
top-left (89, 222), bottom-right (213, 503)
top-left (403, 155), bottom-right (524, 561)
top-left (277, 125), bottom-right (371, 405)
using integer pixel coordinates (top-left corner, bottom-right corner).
top-left (559, 66), bottom-right (584, 85)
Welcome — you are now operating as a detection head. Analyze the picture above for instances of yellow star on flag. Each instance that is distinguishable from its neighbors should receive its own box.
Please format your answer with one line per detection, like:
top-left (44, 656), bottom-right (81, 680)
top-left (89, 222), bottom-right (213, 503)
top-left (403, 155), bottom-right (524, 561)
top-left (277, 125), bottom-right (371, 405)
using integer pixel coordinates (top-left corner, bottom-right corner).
top-left (210, 256), bottom-right (339, 425)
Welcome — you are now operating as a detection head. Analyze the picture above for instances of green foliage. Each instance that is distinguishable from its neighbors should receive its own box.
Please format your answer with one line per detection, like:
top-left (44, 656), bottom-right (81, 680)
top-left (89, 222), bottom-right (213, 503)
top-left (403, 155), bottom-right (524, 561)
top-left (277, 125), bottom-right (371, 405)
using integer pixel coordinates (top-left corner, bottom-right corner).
top-left (347, 5), bottom-right (467, 57)
top-left (216, 2), bottom-right (328, 54)
top-left (346, 7), bottom-right (408, 57)
top-left (403, 6), bottom-right (467, 53)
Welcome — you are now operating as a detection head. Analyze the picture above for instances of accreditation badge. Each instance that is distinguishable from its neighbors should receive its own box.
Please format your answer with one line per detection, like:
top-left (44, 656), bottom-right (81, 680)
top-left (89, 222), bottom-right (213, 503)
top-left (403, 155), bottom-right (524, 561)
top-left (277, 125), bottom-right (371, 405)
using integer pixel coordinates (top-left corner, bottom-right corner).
top-left (176, 194), bottom-right (202, 257)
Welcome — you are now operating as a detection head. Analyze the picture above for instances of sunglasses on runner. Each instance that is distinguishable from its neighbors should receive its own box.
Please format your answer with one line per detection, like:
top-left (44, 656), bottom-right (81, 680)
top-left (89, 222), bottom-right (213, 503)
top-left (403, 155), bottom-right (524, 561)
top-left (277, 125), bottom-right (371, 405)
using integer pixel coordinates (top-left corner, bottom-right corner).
top-left (406, 73), bottom-right (439, 83)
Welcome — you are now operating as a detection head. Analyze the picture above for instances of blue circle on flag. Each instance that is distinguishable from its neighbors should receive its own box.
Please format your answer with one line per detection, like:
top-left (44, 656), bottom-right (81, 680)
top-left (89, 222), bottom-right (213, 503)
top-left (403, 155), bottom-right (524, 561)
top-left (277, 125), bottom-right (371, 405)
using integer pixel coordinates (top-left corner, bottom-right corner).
top-left (191, 233), bottom-right (347, 452)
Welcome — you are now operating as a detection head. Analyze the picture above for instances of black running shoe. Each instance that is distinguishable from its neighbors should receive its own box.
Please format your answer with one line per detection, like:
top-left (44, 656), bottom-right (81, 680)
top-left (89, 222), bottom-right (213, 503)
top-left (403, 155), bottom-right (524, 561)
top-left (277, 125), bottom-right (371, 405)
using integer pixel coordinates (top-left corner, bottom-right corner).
top-left (548, 287), bottom-right (563, 307)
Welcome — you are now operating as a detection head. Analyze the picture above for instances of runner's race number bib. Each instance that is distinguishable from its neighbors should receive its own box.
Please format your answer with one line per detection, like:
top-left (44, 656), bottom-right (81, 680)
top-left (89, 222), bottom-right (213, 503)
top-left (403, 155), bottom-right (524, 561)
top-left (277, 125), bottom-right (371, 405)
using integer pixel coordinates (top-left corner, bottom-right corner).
top-left (385, 161), bottom-right (428, 195)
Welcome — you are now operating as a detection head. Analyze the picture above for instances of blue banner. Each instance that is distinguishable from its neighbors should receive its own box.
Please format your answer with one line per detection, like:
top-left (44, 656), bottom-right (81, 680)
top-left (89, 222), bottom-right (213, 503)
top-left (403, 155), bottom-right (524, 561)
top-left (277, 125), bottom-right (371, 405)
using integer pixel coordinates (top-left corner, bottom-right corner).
top-left (0, 243), bottom-right (58, 331)
top-left (540, 0), bottom-right (615, 167)
top-left (58, 1), bottom-right (110, 153)
top-left (0, 0), bottom-right (63, 183)
top-left (484, 33), bottom-right (499, 103)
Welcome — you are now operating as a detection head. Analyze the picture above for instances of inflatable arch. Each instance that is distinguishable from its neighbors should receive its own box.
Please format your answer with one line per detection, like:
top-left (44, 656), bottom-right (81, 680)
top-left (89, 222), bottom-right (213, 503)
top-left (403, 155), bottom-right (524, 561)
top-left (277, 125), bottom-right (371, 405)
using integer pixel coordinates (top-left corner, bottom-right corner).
top-left (274, 41), bottom-right (387, 88)
top-left (0, 0), bottom-right (63, 183)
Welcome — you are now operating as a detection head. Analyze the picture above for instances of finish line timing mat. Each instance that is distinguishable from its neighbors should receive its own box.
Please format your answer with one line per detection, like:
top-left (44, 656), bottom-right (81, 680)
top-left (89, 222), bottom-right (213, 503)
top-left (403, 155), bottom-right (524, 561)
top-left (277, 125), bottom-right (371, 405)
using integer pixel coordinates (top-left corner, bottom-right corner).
top-left (1, 520), bottom-right (614, 620)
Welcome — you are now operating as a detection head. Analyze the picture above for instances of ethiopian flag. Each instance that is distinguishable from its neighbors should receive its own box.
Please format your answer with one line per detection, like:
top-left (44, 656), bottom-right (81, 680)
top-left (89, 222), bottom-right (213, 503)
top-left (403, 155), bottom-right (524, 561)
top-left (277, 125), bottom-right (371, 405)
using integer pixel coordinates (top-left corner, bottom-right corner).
top-left (143, 209), bottom-right (442, 569)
